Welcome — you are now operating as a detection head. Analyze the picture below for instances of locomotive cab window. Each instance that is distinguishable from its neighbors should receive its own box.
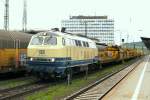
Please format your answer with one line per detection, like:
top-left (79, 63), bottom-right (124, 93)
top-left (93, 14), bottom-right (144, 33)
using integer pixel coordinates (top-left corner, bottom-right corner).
top-left (44, 37), bottom-right (57, 45)
top-left (30, 37), bottom-right (43, 45)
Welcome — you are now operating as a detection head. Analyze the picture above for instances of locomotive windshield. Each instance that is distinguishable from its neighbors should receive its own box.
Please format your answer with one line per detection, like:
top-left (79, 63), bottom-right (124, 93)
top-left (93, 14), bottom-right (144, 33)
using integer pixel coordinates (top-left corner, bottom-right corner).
top-left (31, 37), bottom-right (43, 45)
top-left (30, 36), bottom-right (57, 45)
top-left (44, 37), bottom-right (57, 45)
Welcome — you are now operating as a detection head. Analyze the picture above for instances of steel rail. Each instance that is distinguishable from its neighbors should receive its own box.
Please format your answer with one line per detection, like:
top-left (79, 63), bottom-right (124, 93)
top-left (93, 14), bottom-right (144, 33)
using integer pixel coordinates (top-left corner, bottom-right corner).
top-left (0, 81), bottom-right (49, 100)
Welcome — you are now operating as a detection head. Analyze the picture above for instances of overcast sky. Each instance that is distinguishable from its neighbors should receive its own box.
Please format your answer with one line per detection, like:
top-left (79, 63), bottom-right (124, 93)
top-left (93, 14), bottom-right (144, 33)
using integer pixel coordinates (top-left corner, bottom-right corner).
top-left (0, 0), bottom-right (150, 44)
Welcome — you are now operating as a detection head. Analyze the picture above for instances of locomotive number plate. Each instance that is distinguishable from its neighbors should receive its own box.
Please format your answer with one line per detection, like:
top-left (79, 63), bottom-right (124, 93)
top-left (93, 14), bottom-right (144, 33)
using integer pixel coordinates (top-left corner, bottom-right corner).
top-left (39, 50), bottom-right (45, 55)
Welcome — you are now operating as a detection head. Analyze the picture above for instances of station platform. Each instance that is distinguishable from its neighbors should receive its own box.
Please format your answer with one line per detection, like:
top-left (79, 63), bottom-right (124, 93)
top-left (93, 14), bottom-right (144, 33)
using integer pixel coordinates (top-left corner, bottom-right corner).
top-left (102, 55), bottom-right (150, 100)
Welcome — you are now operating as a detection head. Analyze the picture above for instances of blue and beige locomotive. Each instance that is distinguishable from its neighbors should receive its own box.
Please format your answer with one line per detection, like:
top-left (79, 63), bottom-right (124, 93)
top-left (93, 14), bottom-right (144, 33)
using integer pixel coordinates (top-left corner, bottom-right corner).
top-left (27, 29), bottom-right (98, 78)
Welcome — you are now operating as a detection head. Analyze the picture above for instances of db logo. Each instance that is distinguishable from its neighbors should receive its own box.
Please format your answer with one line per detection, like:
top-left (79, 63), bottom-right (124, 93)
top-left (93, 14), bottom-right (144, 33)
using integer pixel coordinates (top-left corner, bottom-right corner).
top-left (39, 50), bottom-right (45, 54)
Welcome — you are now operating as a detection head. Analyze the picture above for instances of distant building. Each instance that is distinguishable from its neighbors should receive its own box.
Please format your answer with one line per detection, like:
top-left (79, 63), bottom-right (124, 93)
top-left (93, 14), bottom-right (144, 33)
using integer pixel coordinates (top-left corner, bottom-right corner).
top-left (61, 15), bottom-right (114, 44)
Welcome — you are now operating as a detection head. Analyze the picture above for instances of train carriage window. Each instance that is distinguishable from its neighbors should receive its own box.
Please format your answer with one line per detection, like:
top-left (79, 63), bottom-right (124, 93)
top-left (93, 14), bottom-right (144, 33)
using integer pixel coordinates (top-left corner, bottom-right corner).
top-left (83, 41), bottom-right (86, 47)
top-left (44, 37), bottom-right (57, 45)
top-left (62, 38), bottom-right (65, 45)
top-left (75, 40), bottom-right (78, 46)
top-left (86, 42), bottom-right (89, 47)
top-left (31, 37), bottom-right (43, 45)
top-left (78, 41), bottom-right (82, 47)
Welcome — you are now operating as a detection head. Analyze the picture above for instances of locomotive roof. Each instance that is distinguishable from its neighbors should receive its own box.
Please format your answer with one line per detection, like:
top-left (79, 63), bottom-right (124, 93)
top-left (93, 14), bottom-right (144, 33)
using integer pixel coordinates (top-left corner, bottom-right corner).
top-left (0, 30), bottom-right (32, 42)
top-left (35, 30), bottom-right (94, 43)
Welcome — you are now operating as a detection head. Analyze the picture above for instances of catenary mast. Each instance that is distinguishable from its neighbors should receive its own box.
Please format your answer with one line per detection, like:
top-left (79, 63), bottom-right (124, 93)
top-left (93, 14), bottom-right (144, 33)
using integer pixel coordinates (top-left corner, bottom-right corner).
top-left (22, 0), bottom-right (27, 32)
top-left (4, 0), bottom-right (9, 31)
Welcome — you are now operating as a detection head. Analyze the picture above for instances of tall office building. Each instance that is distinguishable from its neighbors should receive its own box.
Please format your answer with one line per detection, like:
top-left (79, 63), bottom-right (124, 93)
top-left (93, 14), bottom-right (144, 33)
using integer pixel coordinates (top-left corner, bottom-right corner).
top-left (61, 16), bottom-right (114, 44)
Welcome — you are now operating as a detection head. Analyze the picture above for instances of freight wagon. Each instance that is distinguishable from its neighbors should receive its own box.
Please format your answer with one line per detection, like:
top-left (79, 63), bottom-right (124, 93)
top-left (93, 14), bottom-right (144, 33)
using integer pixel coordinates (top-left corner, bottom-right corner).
top-left (0, 30), bottom-right (32, 73)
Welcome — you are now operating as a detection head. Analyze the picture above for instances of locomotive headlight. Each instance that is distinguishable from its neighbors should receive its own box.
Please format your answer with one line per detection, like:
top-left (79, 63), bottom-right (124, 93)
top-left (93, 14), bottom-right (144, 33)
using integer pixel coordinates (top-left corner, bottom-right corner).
top-left (30, 58), bottom-right (33, 61)
top-left (51, 58), bottom-right (55, 62)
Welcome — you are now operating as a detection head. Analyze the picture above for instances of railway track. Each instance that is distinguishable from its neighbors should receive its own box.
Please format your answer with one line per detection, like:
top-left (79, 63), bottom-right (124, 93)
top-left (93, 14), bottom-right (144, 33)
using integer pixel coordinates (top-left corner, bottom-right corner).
top-left (0, 76), bottom-right (37, 91)
top-left (0, 57), bottom-right (144, 100)
top-left (0, 81), bottom-right (50, 100)
top-left (64, 57), bottom-right (144, 100)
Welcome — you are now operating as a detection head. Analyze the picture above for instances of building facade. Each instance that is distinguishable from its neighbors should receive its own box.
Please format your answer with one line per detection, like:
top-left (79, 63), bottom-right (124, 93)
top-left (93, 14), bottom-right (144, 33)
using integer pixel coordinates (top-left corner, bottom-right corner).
top-left (61, 16), bottom-right (114, 44)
